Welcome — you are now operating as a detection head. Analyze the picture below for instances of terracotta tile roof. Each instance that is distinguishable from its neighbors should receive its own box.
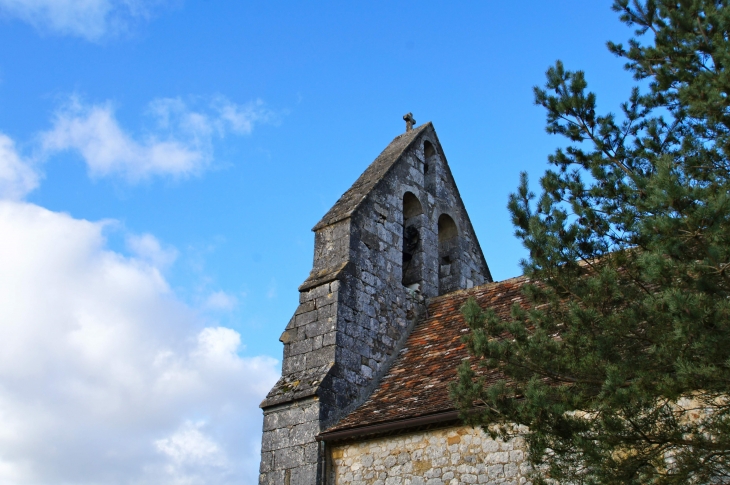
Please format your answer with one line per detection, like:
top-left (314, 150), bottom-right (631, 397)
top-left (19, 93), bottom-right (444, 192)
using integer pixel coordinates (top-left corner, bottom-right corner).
top-left (323, 276), bottom-right (530, 435)
top-left (312, 123), bottom-right (430, 231)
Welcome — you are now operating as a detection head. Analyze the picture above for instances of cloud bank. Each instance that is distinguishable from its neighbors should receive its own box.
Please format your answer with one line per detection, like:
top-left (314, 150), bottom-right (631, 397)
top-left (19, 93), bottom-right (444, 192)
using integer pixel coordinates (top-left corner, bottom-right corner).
top-left (0, 131), bottom-right (279, 483)
top-left (0, 85), bottom-right (281, 482)
top-left (126, 232), bottom-right (179, 269)
top-left (0, 133), bottom-right (39, 200)
top-left (41, 96), bottom-right (274, 182)
top-left (0, 0), bottom-right (163, 40)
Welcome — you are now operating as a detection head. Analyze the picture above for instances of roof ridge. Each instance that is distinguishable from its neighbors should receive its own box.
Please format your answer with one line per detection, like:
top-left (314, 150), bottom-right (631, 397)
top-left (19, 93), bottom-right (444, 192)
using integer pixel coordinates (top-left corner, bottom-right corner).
top-left (426, 274), bottom-right (529, 304)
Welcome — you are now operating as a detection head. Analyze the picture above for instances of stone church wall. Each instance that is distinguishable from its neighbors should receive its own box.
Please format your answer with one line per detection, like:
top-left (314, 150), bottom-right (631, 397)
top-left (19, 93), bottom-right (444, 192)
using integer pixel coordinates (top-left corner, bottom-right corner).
top-left (260, 124), bottom-right (493, 485)
top-left (329, 425), bottom-right (532, 485)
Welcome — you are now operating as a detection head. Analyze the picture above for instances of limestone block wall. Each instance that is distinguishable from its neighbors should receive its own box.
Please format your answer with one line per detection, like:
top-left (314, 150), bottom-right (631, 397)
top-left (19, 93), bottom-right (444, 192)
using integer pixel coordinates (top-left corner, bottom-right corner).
top-left (313, 220), bottom-right (351, 274)
top-left (282, 281), bottom-right (339, 377)
top-left (260, 398), bottom-right (322, 485)
top-left (329, 425), bottom-right (532, 485)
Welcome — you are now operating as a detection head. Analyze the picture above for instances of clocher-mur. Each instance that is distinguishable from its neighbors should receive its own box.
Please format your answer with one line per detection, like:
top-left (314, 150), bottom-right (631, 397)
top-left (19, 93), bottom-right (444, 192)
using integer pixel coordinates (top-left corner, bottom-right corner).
top-left (259, 118), bottom-right (533, 485)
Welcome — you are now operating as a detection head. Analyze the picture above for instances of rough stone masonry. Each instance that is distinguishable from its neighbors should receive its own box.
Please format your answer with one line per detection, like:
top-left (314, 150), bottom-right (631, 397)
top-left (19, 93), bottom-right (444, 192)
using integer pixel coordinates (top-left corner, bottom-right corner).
top-left (259, 120), bottom-right (492, 485)
top-left (329, 425), bottom-right (531, 485)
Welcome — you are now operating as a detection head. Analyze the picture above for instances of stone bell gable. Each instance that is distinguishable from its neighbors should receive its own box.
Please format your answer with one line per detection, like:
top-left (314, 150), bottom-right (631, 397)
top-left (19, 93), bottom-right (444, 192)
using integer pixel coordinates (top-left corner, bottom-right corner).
top-left (259, 120), bottom-right (492, 485)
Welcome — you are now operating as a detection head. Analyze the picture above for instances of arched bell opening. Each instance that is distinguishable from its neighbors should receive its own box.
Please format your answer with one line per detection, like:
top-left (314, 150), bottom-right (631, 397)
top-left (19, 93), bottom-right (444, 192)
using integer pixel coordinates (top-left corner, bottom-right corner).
top-left (438, 214), bottom-right (459, 294)
top-left (402, 192), bottom-right (425, 291)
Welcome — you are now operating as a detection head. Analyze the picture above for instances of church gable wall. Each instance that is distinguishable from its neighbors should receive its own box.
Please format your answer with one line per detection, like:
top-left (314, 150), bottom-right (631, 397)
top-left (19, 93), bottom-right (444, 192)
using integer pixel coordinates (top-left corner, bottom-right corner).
top-left (260, 123), bottom-right (493, 485)
top-left (322, 128), bottom-right (491, 424)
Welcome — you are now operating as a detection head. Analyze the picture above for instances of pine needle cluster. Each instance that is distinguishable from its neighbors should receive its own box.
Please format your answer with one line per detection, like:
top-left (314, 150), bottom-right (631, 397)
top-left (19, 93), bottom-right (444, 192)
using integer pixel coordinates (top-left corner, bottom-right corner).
top-left (451, 1), bottom-right (730, 483)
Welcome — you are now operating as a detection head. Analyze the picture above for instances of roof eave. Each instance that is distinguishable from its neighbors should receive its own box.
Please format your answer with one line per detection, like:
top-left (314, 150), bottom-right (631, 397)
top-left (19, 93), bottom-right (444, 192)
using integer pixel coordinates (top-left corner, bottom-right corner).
top-left (316, 409), bottom-right (460, 443)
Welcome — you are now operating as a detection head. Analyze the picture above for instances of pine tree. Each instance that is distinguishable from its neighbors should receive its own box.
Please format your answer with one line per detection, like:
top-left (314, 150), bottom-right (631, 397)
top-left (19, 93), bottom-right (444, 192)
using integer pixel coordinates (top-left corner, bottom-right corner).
top-left (451, 1), bottom-right (730, 483)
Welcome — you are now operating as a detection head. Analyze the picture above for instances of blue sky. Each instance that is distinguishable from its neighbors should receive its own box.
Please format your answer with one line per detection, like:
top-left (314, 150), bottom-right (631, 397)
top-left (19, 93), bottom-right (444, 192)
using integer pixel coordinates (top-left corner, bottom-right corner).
top-left (0, 1), bottom-right (636, 484)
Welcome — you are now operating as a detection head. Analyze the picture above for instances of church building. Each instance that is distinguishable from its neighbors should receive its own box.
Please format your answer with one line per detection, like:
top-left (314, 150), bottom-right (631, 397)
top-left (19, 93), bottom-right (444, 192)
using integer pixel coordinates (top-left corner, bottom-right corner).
top-left (259, 117), bottom-right (532, 485)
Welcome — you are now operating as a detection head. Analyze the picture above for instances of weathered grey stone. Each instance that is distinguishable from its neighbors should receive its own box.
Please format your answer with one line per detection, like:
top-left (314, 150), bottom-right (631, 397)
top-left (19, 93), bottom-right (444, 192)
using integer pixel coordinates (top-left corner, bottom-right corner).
top-left (306, 347), bottom-right (334, 369)
top-left (322, 331), bottom-right (336, 346)
top-left (290, 338), bottom-right (313, 356)
top-left (260, 427), bottom-right (288, 452)
top-left (290, 463), bottom-right (318, 484)
top-left (290, 421), bottom-right (319, 447)
top-left (273, 446), bottom-right (304, 470)
top-left (295, 300), bottom-right (316, 315)
top-left (281, 353), bottom-right (305, 374)
top-left (258, 469), bottom-right (286, 485)
top-left (295, 309), bottom-right (319, 327)
top-left (259, 451), bottom-right (273, 473)
top-left (305, 319), bottom-right (330, 338)
top-left (304, 442), bottom-right (319, 464)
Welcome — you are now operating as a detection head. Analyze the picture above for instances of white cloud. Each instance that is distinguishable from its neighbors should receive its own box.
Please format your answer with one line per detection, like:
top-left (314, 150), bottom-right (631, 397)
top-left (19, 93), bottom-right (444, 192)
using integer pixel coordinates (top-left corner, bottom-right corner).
top-left (194, 327), bottom-right (242, 364)
top-left (156, 421), bottom-right (226, 467)
top-left (127, 232), bottom-right (179, 269)
top-left (41, 99), bottom-right (206, 182)
top-left (0, 0), bottom-right (163, 41)
top-left (40, 96), bottom-right (274, 183)
top-left (149, 96), bottom-right (276, 137)
top-left (0, 200), bottom-right (279, 485)
top-left (0, 133), bottom-right (39, 200)
top-left (203, 291), bottom-right (239, 312)
top-left (211, 97), bottom-right (275, 135)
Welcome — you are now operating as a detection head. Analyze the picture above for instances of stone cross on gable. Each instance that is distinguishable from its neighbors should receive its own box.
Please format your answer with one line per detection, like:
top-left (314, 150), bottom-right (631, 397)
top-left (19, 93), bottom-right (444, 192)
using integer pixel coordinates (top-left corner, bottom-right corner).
top-left (403, 112), bottom-right (416, 132)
